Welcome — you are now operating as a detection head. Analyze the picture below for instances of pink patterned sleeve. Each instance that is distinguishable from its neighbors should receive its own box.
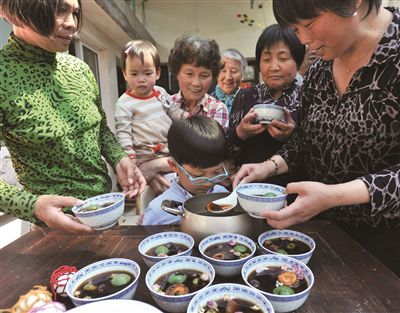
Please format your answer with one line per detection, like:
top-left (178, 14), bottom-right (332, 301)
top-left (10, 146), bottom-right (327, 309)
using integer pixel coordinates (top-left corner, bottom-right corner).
top-left (208, 100), bottom-right (229, 132)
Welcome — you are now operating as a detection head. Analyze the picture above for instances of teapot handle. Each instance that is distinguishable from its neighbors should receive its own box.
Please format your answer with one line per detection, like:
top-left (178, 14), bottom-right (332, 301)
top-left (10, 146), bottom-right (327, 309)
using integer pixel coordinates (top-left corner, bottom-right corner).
top-left (161, 200), bottom-right (184, 217)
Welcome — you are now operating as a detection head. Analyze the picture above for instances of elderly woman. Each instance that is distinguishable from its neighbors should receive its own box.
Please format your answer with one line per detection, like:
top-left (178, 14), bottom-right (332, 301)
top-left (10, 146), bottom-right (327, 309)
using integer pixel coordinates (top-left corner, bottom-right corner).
top-left (227, 24), bottom-right (305, 173)
top-left (138, 35), bottom-right (229, 194)
top-left (169, 35), bottom-right (229, 130)
top-left (211, 48), bottom-right (248, 113)
top-left (0, 0), bottom-right (146, 233)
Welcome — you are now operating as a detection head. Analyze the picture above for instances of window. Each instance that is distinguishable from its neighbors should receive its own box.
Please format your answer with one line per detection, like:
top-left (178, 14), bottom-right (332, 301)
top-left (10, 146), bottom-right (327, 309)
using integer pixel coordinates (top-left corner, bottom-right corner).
top-left (82, 45), bottom-right (100, 88)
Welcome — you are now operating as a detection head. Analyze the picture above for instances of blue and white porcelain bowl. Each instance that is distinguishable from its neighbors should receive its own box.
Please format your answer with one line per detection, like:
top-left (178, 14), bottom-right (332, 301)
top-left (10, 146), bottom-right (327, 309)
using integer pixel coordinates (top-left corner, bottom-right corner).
top-left (242, 255), bottom-right (314, 313)
top-left (145, 256), bottom-right (215, 313)
top-left (187, 283), bottom-right (274, 313)
top-left (72, 192), bottom-right (125, 230)
top-left (199, 233), bottom-right (256, 277)
top-left (254, 103), bottom-right (285, 124)
top-left (236, 183), bottom-right (287, 218)
top-left (138, 231), bottom-right (195, 268)
top-left (66, 258), bottom-right (140, 307)
top-left (258, 229), bottom-right (316, 264)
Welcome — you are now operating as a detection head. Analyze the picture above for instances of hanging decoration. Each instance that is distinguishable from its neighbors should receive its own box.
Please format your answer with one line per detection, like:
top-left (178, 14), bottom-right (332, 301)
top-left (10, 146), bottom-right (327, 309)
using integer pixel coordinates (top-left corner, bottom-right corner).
top-left (236, 13), bottom-right (265, 29)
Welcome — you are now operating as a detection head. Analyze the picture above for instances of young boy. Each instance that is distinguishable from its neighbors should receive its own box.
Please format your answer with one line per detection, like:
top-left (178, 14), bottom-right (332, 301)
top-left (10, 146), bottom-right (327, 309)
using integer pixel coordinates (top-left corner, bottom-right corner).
top-left (141, 116), bottom-right (230, 225)
top-left (115, 40), bottom-right (188, 166)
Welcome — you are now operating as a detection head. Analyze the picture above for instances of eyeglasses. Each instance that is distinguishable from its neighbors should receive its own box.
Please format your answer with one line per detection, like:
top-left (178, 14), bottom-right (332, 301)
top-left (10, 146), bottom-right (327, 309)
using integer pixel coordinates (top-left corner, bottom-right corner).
top-left (174, 160), bottom-right (229, 185)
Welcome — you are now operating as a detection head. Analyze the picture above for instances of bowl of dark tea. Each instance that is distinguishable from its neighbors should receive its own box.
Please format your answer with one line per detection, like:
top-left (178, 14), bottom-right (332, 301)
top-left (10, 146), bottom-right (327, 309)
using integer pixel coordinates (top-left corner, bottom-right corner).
top-left (198, 233), bottom-right (256, 277)
top-left (236, 183), bottom-right (287, 218)
top-left (145, 256), bottom-right (215, 313)
top-left (258, 229), bottom-right (316, 264)
top-left (66, 258), bottom-right (140, 307)
top-left (72, 192), bottom-right (125, 230)
top-left (242, 255), bottom-right (314, 313)
top-left (187, 283), bottom-right (274, 313)
top-left (138, 231), bottom-right (195, 267)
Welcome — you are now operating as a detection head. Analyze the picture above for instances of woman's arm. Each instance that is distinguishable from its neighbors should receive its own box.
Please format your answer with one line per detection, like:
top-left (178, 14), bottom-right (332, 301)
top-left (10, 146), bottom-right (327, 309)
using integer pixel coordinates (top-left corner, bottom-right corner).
top-left (359, 165), bottom-right (400, 216)
top-left (0, 179), bottom-right (94, 232)
top-left (227, 90), bottom-right (266, 164)
top-left (232, 155), bottom-right (289, 187)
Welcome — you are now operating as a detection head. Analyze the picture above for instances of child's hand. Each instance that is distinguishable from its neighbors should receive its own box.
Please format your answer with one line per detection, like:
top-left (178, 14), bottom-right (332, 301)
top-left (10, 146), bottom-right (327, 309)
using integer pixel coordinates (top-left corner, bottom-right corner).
top-left (149, 174), bottom-right (170, 194)
top-left (139, 157), bottom-right (170, 181)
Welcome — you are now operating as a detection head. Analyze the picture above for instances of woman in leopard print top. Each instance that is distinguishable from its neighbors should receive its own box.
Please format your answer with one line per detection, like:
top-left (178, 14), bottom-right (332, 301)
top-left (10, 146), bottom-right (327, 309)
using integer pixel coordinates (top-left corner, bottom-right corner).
top-left (234, 1), bottom-right (399, 275)
top-left (0, 0), bottom-right (146, 232)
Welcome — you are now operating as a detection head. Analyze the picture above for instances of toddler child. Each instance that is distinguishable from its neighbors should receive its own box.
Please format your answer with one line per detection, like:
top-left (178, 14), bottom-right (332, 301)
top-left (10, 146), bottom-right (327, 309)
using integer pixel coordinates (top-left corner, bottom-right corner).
top-left (115, 40), bottom-right (188, 166)
top-left (141, 116), bottom-right (230, 225)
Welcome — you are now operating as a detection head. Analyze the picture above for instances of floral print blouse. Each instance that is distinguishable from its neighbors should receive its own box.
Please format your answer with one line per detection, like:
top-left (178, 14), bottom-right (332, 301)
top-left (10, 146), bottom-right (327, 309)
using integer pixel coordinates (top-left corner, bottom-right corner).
top-left (172, 91), bottom-right (229, 132)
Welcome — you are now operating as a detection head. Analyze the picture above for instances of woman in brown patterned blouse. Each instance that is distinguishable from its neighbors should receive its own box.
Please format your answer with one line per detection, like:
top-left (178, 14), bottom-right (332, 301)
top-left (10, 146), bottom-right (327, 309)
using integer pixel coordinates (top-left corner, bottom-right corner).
top-left (233, 0), bottom-right (400, 275)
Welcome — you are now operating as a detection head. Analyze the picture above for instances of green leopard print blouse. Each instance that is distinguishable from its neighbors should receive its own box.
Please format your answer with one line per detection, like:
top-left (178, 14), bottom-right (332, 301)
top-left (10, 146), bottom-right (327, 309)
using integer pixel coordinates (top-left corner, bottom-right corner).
top-left (0, 33), bottom-right (126, 224)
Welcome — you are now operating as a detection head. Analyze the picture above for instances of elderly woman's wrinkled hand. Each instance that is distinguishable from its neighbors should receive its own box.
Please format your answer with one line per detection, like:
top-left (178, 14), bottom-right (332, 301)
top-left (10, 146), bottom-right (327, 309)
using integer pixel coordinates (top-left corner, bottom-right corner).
top-left (236, 108), bottom-right (267, 141)
top-left (260, 181), bottom-right (333, 229)
top-left (34, 195), bottom-right (94, 233)
top-left (116, 156), bottom-right (146, 198)
top-left (267, 109), bottom-right (296, 141)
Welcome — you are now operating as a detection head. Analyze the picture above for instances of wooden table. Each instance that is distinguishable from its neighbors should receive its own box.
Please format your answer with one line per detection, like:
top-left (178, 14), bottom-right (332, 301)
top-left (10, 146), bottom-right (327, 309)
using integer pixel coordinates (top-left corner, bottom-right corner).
top-left (1, 221), bottom-right (399, 312)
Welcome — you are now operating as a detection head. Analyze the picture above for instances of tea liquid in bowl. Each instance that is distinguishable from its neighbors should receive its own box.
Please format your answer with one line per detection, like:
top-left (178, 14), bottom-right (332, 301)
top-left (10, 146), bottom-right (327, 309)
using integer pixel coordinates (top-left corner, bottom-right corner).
top-left (201, 297), bottom-right (265, 313)
top-left (73, 270), bottom-right (134, 299)
top-left (79, 201), bottom-right (116, 212)
top-left (153, 269), bottom-right (210, 296)
top-left (204, 240), bottom-right (252, 260)
top-left (263, 237), bottom-right (311, 255)
top-left (248, 265), bottom-right (307, 295)
top-left (146, 242), bottom-right (189, 257)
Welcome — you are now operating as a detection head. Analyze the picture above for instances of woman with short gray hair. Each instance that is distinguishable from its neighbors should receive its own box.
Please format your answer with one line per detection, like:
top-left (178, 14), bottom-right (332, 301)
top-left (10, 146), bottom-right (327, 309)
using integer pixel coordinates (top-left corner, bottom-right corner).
top-left (212, 48), bottom-right (248, 113)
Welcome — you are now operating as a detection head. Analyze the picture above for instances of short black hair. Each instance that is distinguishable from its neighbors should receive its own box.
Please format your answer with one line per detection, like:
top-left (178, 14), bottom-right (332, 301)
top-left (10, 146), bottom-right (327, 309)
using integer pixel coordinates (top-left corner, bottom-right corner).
top-left (168, 116), bottom-right (228, 168)
top-left (0, 0), bottom-right (82, 36)
top-left (168, 35), bottom-right (221, 79)
top-left (256, 24), bottom-right (305, 69)
top-left (273, 0), bottom-right (381, 27)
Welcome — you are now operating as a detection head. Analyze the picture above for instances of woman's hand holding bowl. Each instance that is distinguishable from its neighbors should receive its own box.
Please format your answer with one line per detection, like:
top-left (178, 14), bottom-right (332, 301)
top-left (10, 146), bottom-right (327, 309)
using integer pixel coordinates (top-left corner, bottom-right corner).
top-left (267, 109), bottom-right (296, 141)
top-left (236, 108), bottom-right (267, 141)
top-left (261, 180), bottom-right (370, 229)
top-left (35, 195), bottom-right (93, 233)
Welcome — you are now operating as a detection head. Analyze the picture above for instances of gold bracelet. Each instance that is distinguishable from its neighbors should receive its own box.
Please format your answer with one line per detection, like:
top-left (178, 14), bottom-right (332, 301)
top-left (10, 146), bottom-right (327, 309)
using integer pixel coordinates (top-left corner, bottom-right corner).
top-left (266, 158), bottom-right (278, 176)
